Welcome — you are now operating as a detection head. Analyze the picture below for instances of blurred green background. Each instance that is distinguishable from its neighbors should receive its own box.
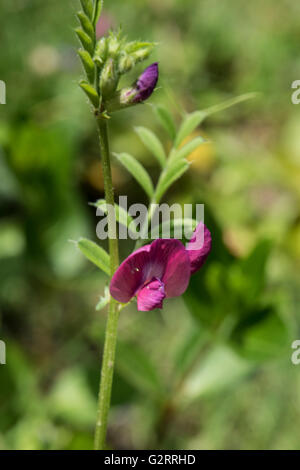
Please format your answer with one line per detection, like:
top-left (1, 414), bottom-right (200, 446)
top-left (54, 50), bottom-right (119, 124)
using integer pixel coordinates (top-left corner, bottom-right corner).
top-left (0, 0), bottom-right (300, 450)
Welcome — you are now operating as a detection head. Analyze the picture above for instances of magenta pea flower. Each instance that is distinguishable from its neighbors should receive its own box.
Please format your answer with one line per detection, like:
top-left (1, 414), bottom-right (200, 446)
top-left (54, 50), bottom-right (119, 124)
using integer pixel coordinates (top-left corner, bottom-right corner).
top-left (110, 222), bottom-right (212, 311)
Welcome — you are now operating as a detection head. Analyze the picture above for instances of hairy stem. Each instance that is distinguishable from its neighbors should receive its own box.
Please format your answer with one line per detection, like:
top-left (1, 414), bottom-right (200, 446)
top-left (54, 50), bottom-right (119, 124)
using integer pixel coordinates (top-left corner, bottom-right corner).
top-left (94, 118), bottom-right (120, 450)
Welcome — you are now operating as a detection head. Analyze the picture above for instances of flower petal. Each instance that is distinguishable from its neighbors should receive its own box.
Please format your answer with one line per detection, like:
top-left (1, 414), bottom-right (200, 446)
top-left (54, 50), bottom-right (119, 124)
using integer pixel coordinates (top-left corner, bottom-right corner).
top-left (133, 62), bottom-right (159, 103)
top-left (109, 244), bottom-right (151, 303)
top-left (186, 222), bottom-right (212, 274)
top-left (110, 237), bottom-right (192, 305)
top-left (137, 278), bottom-right (166, 311)
top-left (150, 239), bottom-right (191, 298)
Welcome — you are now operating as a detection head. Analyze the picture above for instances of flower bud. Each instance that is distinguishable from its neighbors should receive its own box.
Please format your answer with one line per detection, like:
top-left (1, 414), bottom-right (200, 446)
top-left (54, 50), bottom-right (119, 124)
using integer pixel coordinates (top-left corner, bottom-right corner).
top-left (107, 35), bottom-right (121, 58)
top-left (118, 53), bottom-right (135, 74)
top-left (131, 46), bottom-right (153, 63)
top-left (106, 62), bottom-right (159, 112)
top-left (95, 37), bottom-right (108, 65)
top-left (130, 62), bottom-right (159, 103)
top-left (100, 58), bottom-right (119, 99)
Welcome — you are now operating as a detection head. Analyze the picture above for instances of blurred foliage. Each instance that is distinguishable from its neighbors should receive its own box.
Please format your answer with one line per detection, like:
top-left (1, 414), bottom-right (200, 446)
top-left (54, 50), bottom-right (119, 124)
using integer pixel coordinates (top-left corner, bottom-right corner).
top-left (0, 0), bottom-right (299, 450)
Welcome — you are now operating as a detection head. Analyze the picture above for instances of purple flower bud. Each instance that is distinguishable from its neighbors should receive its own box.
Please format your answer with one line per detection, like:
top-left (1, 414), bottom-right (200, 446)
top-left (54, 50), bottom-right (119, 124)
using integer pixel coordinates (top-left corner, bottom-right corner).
top-left (132, 62), bottom-right (159, 103)
top-left (106, 62), bottom-right (159, 113)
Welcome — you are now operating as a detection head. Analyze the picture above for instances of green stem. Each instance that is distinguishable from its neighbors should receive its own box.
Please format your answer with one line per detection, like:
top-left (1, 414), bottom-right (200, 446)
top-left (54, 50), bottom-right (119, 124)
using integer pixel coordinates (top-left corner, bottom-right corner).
top-left (94, 118), bottom-right (120, 450)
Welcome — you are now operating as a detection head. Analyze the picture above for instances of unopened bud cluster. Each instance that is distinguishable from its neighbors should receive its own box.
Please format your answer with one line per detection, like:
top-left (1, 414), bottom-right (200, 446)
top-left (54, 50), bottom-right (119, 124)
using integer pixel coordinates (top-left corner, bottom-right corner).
top-left (76, 0), bottom-right (158, 116)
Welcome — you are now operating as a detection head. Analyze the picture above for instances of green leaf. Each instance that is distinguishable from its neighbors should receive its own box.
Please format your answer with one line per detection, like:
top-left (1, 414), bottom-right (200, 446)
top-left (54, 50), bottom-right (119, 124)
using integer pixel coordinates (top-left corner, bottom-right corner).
top-left (78, 49), bottom-right (95, 83)
top-left (77, 11), bottom-right (94, 40)
top-left (93, 0), bottom-right (103, 26)
top-left (135, 127), bottom-right (166, 168)
top-left (80, 0), bottom-right (94, 20)
top-left (93, 199), bottom-right (139, 237)
top-left (169, 136), bottom-right (206, 164)
top-left (174, 111), bottom-right (206, 148)
top-left (77, 238), bottom-right (110, 275)
top-left (96, 285), bottom-right (110, 311)
top-left (231, 307), bottom-right (290, 361)
top-left (152, 105), bottom-right (177, 140)
top-left (75, 27), bottom-right (94, 56)
top-left (79, 81), bottom-right (99, 108)
top-left (116, 341), bottom-right (164, 397)
top-left (114, 152), bottom-right (154, 199)
top-left (155, 160), bottom-right (189, 202)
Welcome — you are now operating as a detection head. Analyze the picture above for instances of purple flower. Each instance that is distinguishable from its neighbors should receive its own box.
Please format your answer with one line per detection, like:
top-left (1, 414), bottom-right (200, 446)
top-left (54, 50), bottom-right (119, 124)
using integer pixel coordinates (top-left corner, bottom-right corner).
top-left (132, 62), bottom-right (159, 103)
top-left (106, 63), bottom-right (159, 112)
top-left (110, 222), bottom-right (212, 311)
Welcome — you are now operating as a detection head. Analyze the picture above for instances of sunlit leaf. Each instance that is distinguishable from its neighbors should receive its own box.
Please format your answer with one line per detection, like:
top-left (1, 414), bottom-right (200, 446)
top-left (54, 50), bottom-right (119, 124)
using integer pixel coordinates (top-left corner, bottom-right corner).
top-left (155, 160), bottom-right (189, 202)
top-left (174, 111), bottom-right (206, 148)
top-left (169, 136), bottom-right (206, 164)
top-left (152, 105), bottom-right (177, 140)
top-left (135, 127), bottom-right (166, 168)
top-left (114, 152), bottom-right (154, 199)
top-left (76, 238), bottom-right (110, 275)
